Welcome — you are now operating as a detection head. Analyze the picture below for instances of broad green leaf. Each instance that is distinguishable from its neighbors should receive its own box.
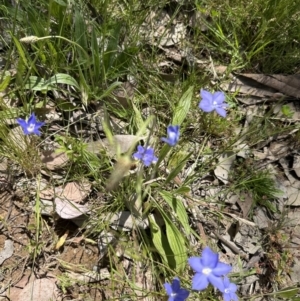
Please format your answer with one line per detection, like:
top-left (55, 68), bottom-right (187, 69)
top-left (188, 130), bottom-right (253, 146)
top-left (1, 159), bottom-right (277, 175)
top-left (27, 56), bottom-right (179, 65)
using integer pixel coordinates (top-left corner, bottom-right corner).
top-left (162, 211), bottom-right (187, 272)
top-left (132, 102), bottom-right (144, 130)
top-left (148, 216), bottom-right (171, 266)
top-left (172, 86), bottom-right (193, 125)
top-left (46, 73), bottom-right (80, 89)
top-left (24, 76), bottom-right (45, 90)
top-left (174, 186), bottom-right (190, 194)
top-left (160, 190), bottom-right (190, 236)
top-left (24, 74), bottom-right (80, 91)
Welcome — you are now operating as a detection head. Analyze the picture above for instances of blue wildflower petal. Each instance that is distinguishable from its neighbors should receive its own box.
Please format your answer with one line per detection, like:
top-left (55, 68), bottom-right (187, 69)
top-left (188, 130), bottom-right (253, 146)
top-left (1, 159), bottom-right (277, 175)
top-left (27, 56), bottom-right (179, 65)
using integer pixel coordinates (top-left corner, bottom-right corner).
top-left (162, 125), bottom-right (180, 146)
top-left (221, 278), bottom-right (239, 301)
top-left (188, 257), bottom-right (203, 273)
top-left (191, 272), bottom-right (209, 291)
top-left (164, 278), bottom-right (189, 301)
top-left (200, 89), bottom-right (213, 102)
top-left (133, 146), bottom-right (157, 166)
top-left (171, 277), bottom-right (180, 291)
top-left (164, 283), bottom-right (173, 296)
top-left (213, 262), bottom-right (232, 276)
top-left (208, 273), bottom-right (225, 291)
top-left (132, 145), bottom-right (144, 160)
top-left (223, 293), bottom-right (231, 301)
top-left (27, 113), bottom-right (36, 124)
top-left (176, 288), bottom-right (190, 301)
top-left (223, 277), bottom-right (231, 288)
top-left (215, 107), bottom-right (227, 118)
top-left (229, 282), bottom-right (237, 292)
top-left (213, 91), bottom-right (225, 104)
top-left (16, 119), bottom-right (29, 133)
top-left (201, 247), bottom-right (219, 268)
top-left (199, 98), bottom-right (214, 112)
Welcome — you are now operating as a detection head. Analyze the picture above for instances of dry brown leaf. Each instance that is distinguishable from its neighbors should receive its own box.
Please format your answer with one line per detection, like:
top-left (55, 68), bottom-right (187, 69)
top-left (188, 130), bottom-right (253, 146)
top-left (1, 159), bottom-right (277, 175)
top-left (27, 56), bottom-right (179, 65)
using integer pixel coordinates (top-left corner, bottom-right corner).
top-left (87, 135), bottom-right (143, 157)
top-left (241, 74), bottom-right (300, 98)
top-left (55, 230), bottom-right (69, 250)
top-left (0, 239), bottom-right (14, 265)
top-left (237, 192), bottom-right (253, 218)
top-left (40, 187), bottom-right (56, 200)
top-left (60, 180), bottom-right (91, 203)
top-left (66, 269), bottom-right (110, 283)
top-left (109, 81), bottom-right (135, 108)
top-left (293, 155), bottom-right (300, 177)
top-left (41, 150), bottom-right (69, 170)
top-left (214, 152), bottom-right (236, 184)
top-left (55, 197), bottom-right (90, 219)
top-left (9, 278), bottom-right (59, 301)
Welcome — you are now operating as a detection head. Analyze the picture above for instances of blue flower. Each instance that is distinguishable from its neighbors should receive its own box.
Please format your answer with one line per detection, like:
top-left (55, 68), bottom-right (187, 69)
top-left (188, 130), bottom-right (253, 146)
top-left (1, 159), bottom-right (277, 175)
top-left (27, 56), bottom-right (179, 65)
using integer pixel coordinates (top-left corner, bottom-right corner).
top-left (220, 277), bottom-right (238, 301)
top-left (17, 113), bottom-right (45, 136)
top-left (199, 89), bottom-right (228, 117)
top-left (133, 145), bottom-right (158, 166)
top-left (188, 246), bottom-right (232, 291)
top-left (161, 125), bottom-right (180, 146)
top-left (164, 277), bottom-right (190, 301)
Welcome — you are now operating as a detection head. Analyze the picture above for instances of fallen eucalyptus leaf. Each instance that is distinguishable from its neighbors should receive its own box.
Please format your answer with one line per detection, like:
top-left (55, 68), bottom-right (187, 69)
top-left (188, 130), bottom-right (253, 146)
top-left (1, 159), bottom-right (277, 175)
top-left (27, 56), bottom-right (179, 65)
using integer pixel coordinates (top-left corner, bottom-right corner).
top-left (214, 152), bottom-right (236, 184)
top-left (41, 150), bottom-right (69, 170)
top-left (0, 239), bottom-right (14, 265)
top-left (60, 180), bottom-right (91, 203)
top-left (55, 197), bottom-right (90, 219)
top-left (87, 135), bottom-right (143, 157)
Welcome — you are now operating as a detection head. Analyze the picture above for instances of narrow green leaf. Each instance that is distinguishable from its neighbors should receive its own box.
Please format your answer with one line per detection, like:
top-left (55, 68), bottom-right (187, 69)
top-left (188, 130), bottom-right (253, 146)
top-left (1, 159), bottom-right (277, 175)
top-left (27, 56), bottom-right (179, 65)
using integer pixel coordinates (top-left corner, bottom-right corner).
top-left (12, 36), bottom-right (29, 68)
top-left (0, 73), bottom-right (11, 92)
top-left (91, 26), bottom-right (101, 79)
top-left (272, 287), bottom-right (299, 298)
top-left (165, 152), bottom-right (191, 185)
top-left (172, 86), bottom-right (193, 125)
top-left (160, 190), bottom-right (190, 236)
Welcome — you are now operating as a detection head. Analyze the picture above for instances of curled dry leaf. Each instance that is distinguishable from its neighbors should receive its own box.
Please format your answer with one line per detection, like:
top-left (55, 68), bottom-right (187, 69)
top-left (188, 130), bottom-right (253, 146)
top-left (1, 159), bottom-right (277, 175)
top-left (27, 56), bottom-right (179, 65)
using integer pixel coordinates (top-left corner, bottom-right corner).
top-left (55, 197), bottom-right (90, 219)
top-left (87, 134), bottom-right (143, 157)
top-left (60, 180), bottom-right (91, 203)
top-left (214, 152), bottom-right (236, 184)
top-left (41, 150), bottom-right (69, 170)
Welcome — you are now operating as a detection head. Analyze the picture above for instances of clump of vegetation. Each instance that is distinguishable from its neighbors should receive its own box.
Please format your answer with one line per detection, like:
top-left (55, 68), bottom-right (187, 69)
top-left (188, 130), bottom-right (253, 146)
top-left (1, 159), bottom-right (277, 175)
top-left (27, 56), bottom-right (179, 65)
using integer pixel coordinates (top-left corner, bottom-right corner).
top-left (0, 0), bottom-right (299, 300)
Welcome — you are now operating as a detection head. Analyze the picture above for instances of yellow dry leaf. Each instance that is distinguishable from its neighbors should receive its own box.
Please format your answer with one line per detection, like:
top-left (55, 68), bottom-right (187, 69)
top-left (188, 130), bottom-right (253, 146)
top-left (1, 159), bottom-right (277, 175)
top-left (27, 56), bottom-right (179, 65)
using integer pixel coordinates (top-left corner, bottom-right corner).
top-left (55, 230), bottom-right (69, 250)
